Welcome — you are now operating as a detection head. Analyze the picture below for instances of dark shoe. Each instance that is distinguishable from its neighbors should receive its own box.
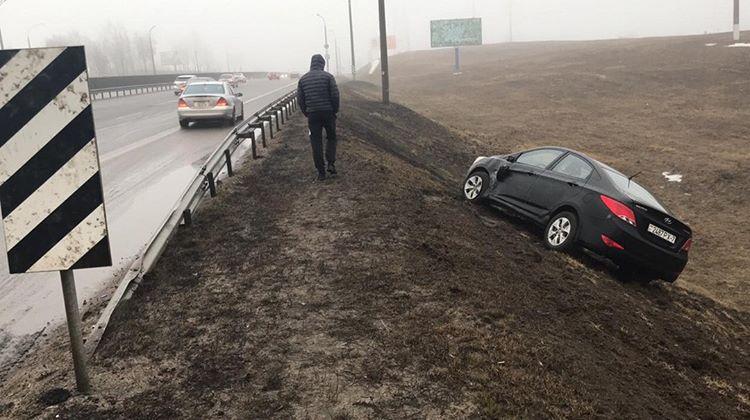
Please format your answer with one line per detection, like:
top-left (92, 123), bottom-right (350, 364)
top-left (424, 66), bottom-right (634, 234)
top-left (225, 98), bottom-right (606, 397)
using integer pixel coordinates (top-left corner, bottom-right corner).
top-left (317, 173), bottom-right (327, 181)
top-left (327, 163), bottom-right (337, 175)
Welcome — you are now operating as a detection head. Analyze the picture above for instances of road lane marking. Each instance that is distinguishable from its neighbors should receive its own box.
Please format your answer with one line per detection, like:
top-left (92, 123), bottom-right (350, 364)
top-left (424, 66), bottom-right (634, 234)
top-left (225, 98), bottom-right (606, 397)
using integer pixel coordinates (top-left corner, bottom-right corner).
top-left (100, 127), bottom-right (181, 164)
top-left (243, 83), bottom-right (296, 104)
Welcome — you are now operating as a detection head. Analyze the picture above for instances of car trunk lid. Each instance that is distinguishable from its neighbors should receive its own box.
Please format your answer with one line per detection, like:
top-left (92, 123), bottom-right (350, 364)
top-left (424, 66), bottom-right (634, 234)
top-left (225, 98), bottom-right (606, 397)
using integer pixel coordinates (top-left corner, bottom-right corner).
top-left (633, 202), bottom-right (691, 251)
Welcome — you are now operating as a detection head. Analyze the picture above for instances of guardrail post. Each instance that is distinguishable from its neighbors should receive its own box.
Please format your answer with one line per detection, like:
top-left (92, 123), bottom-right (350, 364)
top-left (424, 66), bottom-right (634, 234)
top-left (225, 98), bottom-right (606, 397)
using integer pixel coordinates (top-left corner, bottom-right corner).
top-left (275, 113), bottom-right (281, 131)
top-left (251, 131), bottom-right (258, 159)
top-left (224, 149), bottom-right (234, 176)
top-left (207, 172), bottom-right (217, 197)
top-left (182, 209), bottom-right (193, 227)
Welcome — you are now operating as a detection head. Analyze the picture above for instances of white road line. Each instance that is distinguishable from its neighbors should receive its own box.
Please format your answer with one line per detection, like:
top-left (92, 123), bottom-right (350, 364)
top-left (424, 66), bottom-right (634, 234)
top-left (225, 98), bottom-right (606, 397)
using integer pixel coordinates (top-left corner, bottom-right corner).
top-left (100, 127), bottom-right (181, 164)
top-left (28, 204), bottom-right (107, 272)
top-left (4, 140), bottom-right (99, 249)
top-left (243, 83), bottom-right (296, 104)
top-left (0, 73), bottom-right (90, 184)
top-left (0, 47), bottom-right (65, 109)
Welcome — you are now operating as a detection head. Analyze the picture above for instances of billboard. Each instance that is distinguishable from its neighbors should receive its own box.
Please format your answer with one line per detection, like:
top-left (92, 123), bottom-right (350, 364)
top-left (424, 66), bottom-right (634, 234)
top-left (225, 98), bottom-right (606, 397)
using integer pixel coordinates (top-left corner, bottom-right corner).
top-left (431, 18), bottom-right (483, 48)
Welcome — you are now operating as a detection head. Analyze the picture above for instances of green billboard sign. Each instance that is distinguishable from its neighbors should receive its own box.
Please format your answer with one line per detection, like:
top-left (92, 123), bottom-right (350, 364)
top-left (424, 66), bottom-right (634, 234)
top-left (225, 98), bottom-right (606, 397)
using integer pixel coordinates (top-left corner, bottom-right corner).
top-left (430, 18), bottom-right (483, 48)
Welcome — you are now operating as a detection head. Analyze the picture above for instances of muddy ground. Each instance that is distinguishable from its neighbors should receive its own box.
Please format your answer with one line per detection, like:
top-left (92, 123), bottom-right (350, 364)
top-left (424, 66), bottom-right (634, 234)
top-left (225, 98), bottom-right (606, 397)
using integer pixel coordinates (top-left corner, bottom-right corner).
top-left (368, 32), bottom-right (750, 312)
top-left (1, 80), bottom-right (748, 418)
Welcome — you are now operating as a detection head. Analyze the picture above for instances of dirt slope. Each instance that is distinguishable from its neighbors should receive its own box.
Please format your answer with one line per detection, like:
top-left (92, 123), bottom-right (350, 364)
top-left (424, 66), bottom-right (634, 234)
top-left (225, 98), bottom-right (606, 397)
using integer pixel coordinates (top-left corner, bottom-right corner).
top-left (369, 33), bottom-right (750, 311)
top-left (2, 85), bottom-right (747, 419)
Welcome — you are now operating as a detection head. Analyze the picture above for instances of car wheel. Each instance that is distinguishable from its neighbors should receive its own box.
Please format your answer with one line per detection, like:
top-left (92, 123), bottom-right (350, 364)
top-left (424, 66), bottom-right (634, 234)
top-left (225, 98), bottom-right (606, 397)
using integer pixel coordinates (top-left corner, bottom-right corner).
top-left (463, 171), bottom-right (489, 202)
top-left (544, 211), bottom-right (578, 251)
top-left (179, 120), bottom-right (190, 129)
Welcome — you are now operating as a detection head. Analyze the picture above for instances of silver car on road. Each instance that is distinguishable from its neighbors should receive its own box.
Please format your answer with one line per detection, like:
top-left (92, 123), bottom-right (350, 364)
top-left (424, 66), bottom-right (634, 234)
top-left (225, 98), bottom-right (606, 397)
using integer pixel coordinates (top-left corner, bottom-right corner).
top-left (177, 82), bottom-right (244, 128)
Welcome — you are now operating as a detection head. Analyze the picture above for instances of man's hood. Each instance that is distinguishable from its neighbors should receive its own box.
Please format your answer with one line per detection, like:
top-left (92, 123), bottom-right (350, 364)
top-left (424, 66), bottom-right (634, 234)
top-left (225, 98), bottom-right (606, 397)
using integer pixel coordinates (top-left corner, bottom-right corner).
top-left (310, 54), bottom-right (326, 71)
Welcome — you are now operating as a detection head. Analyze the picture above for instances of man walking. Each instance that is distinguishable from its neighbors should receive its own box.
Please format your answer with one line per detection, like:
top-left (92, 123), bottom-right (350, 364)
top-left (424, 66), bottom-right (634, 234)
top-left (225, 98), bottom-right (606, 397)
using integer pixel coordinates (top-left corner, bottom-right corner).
top-left (297, 54), bottom-right (340, 181)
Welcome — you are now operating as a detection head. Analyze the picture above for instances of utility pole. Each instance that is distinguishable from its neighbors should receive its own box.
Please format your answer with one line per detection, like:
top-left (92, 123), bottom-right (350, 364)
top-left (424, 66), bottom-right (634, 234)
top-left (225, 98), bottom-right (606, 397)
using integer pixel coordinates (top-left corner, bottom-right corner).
top-left (148, 25), bottom-right (157, 75)
top-left (378, 0), bottom-right (390, 104)
top-left (348, 0), bottom-right (356, 79)
top-left (316, 14), bottom-right (330, 72)
top-left (508, 0), bottom-right (513, 42)
top-left (734, 0), bottom-right (741, 42)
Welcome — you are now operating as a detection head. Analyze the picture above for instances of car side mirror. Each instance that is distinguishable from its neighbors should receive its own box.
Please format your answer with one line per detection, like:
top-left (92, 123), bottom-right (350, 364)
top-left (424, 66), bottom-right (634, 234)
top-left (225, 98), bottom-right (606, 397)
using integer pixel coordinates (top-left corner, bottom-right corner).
top-left (236, 92), bottom-right (243, 97)
top-left (506, 155), bottom-right (517, 163)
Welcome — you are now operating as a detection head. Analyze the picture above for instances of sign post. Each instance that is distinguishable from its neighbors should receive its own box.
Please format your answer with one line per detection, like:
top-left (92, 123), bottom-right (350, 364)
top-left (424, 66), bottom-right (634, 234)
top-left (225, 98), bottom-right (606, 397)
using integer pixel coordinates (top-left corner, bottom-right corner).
top-left (430, 18), bottom-right (483, 75)
top-left (60, 269), bottom-right (91, 393)
top-left (0, 46), bottom-right (112, 393)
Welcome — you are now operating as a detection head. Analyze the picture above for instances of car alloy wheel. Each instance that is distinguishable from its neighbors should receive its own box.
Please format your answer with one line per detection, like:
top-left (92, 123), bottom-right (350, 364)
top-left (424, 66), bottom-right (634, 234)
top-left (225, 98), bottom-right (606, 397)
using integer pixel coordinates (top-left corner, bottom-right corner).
top-left (548, 217), bottom-right (571, 246)
top-left (464, 174), bottom-right (484, 201)
top-left (544, 211), bottom-right (578, 251)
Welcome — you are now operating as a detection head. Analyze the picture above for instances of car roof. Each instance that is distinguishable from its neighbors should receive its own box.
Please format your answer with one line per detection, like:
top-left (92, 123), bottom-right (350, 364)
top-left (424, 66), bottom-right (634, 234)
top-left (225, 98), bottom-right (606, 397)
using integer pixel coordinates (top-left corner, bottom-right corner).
top-left (177, 75), bottom-right (196, 78)
top-left (186, 81), bottom-right (224, 86)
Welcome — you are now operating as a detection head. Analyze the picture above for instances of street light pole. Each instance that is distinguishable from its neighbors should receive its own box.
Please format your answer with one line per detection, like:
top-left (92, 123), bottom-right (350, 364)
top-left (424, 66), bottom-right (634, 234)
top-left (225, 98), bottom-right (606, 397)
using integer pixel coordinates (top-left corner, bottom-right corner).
top-left (316, 13), bottom-right (330, 72)
top-left (378, 0), bottom-right (389, 104)
top-left (148, 25), bottom-right (157, 75)
top-left (348, 0), bottom-right (356, 79)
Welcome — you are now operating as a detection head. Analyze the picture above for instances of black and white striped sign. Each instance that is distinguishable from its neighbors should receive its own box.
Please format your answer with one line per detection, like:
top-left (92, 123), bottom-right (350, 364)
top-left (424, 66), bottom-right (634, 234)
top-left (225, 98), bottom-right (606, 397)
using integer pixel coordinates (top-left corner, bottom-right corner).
top-left (0, 46), bottom-right (111, 274)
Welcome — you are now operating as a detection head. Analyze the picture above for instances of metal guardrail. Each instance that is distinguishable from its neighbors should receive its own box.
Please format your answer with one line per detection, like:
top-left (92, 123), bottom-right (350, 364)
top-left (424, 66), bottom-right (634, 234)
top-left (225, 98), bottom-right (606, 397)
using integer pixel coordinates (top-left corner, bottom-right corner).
top-left (85, 90), bottom-right (299, 355)
top-left (90, 83), bottom-right (174, 100)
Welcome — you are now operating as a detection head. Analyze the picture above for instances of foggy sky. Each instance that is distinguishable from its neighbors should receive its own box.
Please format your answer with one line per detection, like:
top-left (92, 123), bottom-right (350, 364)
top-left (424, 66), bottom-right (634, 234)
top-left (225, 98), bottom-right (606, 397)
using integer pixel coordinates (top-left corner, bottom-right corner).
top-left (0, 0), bottom-right (746, 74)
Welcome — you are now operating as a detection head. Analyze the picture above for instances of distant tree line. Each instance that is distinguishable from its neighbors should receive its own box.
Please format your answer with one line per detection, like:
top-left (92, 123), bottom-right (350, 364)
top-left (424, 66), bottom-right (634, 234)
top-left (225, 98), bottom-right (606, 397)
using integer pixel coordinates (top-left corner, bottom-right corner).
top-left (44, 24), bottom-right (218, 77)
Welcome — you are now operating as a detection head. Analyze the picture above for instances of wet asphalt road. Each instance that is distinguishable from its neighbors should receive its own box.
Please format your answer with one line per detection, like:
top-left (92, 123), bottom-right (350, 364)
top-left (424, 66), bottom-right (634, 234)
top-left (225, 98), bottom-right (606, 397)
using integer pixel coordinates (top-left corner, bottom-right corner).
top-left (0, 79), bottom-right (296, 343)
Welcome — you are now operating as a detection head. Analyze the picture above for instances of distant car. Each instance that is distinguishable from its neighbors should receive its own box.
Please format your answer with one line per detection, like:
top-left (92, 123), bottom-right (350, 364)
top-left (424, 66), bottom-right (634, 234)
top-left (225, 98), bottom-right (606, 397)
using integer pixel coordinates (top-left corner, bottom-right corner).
top-left (463, 147), bottom-right (692, 282)
top-left (233, 73), bottom-right (247, 83)
top-left (290, 72), bottom-right (301, 79)
top-left (173, 74), bottom-right (197, 95)
top-left (267, 72), bottom-right (280, 80)
top-left (177, 82), bottom-right (244, 128)
top-left (219, 73), bottom-right (238, 87)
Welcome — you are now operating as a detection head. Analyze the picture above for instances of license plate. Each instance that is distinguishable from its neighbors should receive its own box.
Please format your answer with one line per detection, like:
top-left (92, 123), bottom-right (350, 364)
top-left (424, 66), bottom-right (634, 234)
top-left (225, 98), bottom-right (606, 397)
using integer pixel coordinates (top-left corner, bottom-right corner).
top-left (648, 224), bottom-right (676, 244)
top-left (194, 101), bottom-right (210, 109)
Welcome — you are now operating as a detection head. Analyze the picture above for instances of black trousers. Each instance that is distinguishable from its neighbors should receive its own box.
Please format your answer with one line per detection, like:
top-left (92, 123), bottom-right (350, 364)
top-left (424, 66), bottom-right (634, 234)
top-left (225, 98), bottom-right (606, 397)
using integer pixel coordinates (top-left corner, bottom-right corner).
top-left (307, 111), bottom-right (337, 174)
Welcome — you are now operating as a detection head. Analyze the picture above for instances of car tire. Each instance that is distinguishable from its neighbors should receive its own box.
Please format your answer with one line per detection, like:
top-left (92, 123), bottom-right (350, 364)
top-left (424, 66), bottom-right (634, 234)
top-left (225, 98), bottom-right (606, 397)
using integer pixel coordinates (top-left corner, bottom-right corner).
top-left (179, 120), bottom-right (190, 129)
top-left (463, 170), bottom-right (489, 202)
top-left (544, 211), bottom-right (578, 251)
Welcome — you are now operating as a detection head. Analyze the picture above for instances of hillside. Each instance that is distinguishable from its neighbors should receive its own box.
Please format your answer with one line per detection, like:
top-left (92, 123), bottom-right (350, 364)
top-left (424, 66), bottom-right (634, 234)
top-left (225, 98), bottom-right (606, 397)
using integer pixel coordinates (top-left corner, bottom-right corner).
top-left (369, 32), bottom-right (750, 310)
top-left (1, 83), bottom-right (747, 418)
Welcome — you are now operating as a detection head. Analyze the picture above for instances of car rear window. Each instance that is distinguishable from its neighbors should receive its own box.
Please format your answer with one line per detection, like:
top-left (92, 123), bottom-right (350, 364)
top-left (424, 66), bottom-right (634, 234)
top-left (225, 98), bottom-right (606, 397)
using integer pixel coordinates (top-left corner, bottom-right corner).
top-left (183, 84), bottom-right (225, 95)
top-left (605, 168), bottom-right (666, 212)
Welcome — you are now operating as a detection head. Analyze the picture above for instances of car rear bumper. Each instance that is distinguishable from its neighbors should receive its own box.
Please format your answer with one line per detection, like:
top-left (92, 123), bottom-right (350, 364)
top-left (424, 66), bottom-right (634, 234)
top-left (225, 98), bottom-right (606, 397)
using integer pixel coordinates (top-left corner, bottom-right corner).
top-left (178, 107), bottom-right (233, 120)
top-left (594, 221), bottom-right (689, 279)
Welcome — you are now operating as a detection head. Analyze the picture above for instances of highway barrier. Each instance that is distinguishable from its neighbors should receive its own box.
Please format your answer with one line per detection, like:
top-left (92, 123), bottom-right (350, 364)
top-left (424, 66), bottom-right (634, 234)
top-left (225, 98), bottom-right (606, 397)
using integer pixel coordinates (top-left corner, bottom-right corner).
top-left (85, 90), bottom-right (299, 355)
top-left (90, 83), bottom-right (174, 100)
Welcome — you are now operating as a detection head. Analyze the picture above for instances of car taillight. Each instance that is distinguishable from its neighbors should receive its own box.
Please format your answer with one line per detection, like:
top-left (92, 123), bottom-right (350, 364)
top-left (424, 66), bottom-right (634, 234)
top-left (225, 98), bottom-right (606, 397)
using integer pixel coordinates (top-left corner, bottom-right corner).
top-left (215, 97), bottom-right (229, 107)
top-left (601, 234), bottom-right (625, 250)
top-left (600, 195), bottom-right (637, 227)
top-left (681, 238), bottom-right (693, 253)
top-left (178, 99), bottom-right (189, 108)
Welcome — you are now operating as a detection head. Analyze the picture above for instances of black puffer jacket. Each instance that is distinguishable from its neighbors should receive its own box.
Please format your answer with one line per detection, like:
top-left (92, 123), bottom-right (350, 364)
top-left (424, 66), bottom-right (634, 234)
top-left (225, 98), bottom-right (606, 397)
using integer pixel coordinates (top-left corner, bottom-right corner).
top-left (297, 54), bottom-right (340, 115)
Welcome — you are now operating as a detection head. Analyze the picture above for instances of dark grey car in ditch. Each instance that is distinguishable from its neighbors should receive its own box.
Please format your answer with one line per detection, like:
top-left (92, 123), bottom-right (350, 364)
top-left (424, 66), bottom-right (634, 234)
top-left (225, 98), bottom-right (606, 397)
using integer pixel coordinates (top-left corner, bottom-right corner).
top-left (463, 147), bottom-right (693, 282)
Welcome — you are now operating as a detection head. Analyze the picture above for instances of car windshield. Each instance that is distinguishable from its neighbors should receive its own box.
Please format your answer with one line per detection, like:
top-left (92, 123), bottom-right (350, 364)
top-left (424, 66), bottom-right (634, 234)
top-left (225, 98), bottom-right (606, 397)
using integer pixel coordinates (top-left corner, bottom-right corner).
top-left (605, 168), bottom-right (667, 212)
top-left (183, 84), bottom-right (225, 95)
